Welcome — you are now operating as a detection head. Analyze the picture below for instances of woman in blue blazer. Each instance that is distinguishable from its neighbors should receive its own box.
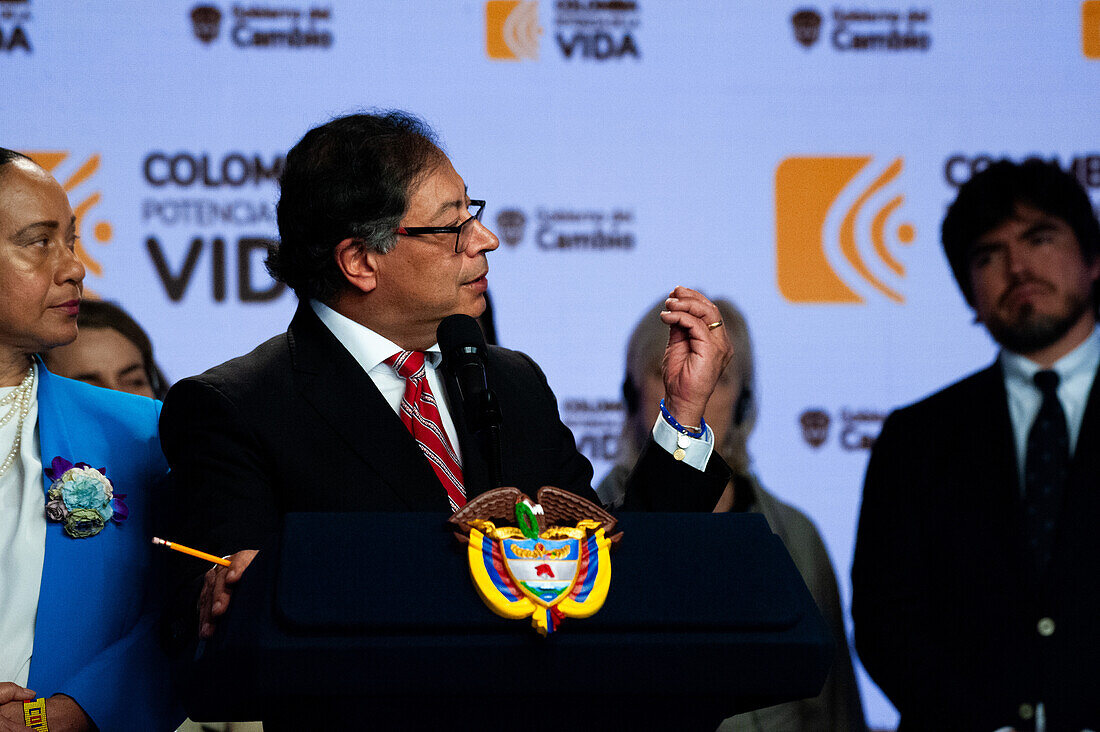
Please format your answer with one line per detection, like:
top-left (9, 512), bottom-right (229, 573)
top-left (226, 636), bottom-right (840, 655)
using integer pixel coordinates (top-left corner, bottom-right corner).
top-left (0, 150), bottom-right (180, 730)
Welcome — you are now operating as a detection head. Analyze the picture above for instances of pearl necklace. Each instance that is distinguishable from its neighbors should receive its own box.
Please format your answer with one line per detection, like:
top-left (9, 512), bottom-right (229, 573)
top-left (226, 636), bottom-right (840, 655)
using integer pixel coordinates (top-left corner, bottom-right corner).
top-left (0, 366), bottom-right (35, 480)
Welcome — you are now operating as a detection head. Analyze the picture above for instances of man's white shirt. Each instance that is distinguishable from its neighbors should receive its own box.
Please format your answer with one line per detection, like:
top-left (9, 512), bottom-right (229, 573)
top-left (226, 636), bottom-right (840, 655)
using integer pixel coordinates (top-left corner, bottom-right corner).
top-left (310, 299), bottom-right (713, 473)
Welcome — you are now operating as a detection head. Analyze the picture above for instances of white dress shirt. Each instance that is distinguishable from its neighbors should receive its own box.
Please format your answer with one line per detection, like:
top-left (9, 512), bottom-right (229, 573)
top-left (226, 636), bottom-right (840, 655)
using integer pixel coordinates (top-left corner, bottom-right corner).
top-left (309, 300), bottom-right (713, 473)
top-left (1002, 327), bottom-right (1100, 493)
top-left (0, 364), bottom-right (45, 687)
top-left (311, 300), bottom-right (463, 463)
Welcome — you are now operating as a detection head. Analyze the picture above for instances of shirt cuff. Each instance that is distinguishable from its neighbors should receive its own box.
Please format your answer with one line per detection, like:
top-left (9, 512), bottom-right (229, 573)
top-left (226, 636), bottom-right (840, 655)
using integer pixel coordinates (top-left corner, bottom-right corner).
top-left (651, 415), bottom-right (714, 471)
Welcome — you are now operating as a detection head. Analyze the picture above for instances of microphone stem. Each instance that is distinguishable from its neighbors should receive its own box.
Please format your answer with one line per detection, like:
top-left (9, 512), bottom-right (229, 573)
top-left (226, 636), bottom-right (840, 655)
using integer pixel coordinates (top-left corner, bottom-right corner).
top-left (486, 424), bottom-right (504, 489)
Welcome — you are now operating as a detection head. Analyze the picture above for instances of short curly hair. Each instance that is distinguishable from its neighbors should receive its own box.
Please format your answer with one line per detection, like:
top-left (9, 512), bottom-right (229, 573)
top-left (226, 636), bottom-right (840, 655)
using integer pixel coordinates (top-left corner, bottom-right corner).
top-left (266, 111), bottom-right (445, 302)
top-left (941, 159), bottom-right (1100, 310)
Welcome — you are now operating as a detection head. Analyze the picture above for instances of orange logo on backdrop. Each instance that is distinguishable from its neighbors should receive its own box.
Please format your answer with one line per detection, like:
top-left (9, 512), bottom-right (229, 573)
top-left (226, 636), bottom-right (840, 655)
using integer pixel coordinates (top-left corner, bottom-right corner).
top-left (24, 151), bottom-right (111, 280)
top-left (486, 0), bottom-right (541, 60)
top-left (775, 156), bottom-right (915, 304)
top-left (1085, 1), bottom-right (1100, 58)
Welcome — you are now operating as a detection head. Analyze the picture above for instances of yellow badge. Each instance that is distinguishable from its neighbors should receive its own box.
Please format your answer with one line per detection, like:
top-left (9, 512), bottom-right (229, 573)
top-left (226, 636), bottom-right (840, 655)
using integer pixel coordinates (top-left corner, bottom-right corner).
top-left (23, 698), bottom-right (48, 731)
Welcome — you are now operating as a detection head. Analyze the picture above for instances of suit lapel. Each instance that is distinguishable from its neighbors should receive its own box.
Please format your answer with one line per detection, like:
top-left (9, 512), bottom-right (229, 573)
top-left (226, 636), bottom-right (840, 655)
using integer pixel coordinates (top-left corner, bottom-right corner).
top-left (31, 365), bottom-right (82, 684)
top-left (287, 304), bottom-right (451, 511)
top-left (1069, 361), bottom-right (1100, 479)
top-left (976, 362), bottom-right (1021, 500)
top-left (1049, 361), bottom-right (1100, 585)
top-left (35, 359), bottom-right (75, 480)
top-left (961, 363), bottom-right (1028, 573)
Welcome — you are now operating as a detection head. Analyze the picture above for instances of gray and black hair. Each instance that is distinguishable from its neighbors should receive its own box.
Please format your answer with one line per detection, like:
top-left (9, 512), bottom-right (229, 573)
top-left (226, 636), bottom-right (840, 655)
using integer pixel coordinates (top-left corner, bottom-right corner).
top-left (266, 111), bottom-right (446, 302)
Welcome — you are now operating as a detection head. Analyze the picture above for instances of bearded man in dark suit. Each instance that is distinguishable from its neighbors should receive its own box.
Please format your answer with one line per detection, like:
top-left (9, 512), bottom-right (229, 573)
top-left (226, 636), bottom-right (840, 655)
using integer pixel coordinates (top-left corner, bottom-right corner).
top-left (160, 111), bottom-right (734, 643)
top-left (852, 160), bottom-right (1100, 731)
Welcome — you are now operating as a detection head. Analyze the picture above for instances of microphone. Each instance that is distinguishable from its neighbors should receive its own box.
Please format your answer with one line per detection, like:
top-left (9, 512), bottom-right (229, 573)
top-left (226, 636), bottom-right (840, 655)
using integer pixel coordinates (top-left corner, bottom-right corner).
top-left (438, 314), bottom-right (493, 418)
top-left (438, 315), bottom-right (504, 488)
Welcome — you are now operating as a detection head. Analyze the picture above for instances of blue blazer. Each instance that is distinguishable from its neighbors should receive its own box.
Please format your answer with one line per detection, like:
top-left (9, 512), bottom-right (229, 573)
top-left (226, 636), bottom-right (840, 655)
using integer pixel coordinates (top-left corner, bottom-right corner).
top-left (26, 363), bottom-right (181, 730)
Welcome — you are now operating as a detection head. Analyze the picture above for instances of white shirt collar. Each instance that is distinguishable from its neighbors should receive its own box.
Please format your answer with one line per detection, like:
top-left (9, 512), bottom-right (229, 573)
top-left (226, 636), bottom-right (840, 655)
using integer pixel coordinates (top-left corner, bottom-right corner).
top-left (309, 299), bottom-right (442, 373)
top-left (1001, 327), bottom-right (1100, 489)
top-left (1001, 327), bottom-right (1100, 389)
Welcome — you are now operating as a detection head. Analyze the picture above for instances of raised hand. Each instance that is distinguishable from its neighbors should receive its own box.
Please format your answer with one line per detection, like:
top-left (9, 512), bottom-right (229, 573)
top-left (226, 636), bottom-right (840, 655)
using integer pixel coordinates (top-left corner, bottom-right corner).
top-left (659, 286), bottom-right (733, 431)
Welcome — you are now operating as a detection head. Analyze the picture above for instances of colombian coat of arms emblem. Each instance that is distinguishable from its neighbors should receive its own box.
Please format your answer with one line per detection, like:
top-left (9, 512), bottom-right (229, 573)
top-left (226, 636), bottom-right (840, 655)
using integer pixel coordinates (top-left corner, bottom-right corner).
top-left (450, 486), bottom-right (621, 635)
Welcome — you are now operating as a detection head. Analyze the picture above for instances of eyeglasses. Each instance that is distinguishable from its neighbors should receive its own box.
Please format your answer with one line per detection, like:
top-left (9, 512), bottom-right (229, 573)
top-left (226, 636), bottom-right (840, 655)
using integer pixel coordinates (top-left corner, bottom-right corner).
top-left (395, 200), bottom-right (486, 254)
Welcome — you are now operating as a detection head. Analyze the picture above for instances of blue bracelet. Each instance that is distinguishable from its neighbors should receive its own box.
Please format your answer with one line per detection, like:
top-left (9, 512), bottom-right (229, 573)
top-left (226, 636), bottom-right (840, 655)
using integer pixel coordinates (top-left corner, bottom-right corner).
top-left (659, 398), bottom-right (707, 438)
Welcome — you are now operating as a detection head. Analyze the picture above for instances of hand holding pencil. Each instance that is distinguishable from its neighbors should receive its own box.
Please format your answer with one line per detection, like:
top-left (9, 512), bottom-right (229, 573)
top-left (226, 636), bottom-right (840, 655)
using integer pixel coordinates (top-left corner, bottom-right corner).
top-left (198, 548), bottom-right (258, 638)
top-left (154, 538), bottom-right (258, 639)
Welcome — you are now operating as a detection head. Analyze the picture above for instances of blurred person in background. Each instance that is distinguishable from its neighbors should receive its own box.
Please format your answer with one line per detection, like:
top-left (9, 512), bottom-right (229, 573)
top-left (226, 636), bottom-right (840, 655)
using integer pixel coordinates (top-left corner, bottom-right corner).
top-left (42, 299), bottom-right (168, 400)
top-left (598, 297), bottom-right (866, 732)
top-left (0, 148), bottom-right (180, 730)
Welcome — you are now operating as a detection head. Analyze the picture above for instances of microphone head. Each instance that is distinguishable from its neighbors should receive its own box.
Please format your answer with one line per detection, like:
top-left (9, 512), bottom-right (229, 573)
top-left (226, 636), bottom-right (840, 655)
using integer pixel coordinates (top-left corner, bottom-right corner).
top-left (438, 314), bottom-right (491, 407)
top-left (437, 314), bottom-right (487, 361)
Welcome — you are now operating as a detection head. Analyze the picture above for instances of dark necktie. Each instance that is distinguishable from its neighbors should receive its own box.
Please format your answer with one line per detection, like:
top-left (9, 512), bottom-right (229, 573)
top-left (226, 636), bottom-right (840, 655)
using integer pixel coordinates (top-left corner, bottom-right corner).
top-left (384, 351), bottom-right (466, 512)
top-left (1023, 370), bottom-right (1069, 575)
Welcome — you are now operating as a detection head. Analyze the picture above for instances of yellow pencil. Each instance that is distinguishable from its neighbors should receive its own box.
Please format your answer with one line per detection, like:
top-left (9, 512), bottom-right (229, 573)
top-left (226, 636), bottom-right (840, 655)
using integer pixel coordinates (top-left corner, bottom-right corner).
top-left (152, 537), bottom-right (231, 567)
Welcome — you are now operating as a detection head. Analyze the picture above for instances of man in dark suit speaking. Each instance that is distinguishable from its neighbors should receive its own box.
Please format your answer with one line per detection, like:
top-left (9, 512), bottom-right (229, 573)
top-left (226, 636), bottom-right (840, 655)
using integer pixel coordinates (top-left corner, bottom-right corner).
top-left (852, 160), bottom-right (1100, 731)
top-left (159, 111), bottom-right (734, 641)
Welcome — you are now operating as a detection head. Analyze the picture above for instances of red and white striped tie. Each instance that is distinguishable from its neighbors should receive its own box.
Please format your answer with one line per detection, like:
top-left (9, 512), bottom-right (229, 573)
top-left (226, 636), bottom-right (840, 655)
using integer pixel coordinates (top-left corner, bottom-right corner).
top-left (384, 351), bottom-right (466, 511)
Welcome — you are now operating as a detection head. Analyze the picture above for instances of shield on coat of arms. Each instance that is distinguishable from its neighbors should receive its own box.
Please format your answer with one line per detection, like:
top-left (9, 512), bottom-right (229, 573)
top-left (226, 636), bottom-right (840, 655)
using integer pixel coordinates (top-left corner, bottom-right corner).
top-left (502, 537), bottom-right (579, 605)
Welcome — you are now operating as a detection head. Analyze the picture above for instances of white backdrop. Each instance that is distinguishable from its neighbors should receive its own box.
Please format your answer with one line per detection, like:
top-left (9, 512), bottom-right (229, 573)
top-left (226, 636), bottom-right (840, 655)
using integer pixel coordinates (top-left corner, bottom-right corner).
top-left (5, 1), bottom-right (1100, 727)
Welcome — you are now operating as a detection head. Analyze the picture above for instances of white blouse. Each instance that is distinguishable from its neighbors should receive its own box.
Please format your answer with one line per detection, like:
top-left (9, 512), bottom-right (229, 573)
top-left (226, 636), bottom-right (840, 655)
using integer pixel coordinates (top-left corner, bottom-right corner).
top-left (0, 364), bottom-right (45, 687)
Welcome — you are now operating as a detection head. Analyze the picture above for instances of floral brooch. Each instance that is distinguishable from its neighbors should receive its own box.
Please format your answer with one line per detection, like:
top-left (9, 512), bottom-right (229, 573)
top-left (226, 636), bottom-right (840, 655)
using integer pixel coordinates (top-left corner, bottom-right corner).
top-left (44, 457), bottom-right (128, 539)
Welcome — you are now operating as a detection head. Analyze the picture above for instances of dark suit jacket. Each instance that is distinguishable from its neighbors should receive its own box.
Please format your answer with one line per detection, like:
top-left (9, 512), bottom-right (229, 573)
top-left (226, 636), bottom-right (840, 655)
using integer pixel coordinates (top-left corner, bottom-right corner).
top-left (851, 361), bottom-right (1100, 731)
top-left (160, 303), bottom-right (729, 577)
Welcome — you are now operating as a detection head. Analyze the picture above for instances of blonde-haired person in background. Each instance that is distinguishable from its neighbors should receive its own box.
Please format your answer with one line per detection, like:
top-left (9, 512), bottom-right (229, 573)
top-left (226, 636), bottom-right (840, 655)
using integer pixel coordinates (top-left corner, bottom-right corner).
top-left (598, 297), bottom-right (866, 732)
